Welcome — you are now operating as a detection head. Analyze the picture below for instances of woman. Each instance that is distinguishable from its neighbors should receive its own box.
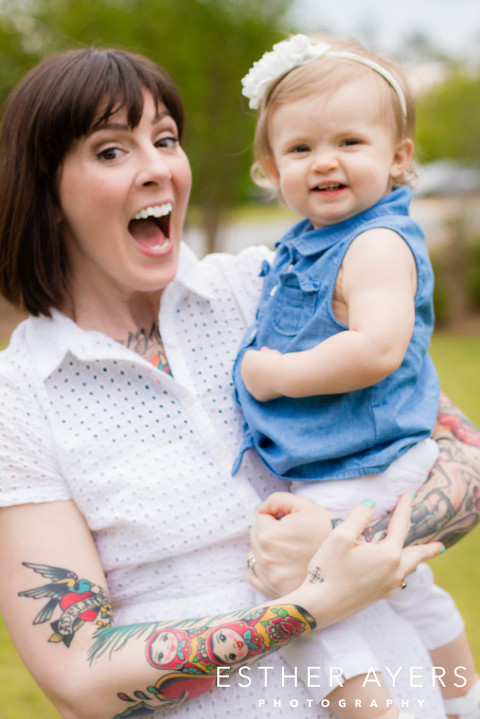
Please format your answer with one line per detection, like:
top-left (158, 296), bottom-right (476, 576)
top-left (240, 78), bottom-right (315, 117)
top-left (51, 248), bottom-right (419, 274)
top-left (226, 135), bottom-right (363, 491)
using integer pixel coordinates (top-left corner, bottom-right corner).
top-left (0, 48), bottom-right (477, 719)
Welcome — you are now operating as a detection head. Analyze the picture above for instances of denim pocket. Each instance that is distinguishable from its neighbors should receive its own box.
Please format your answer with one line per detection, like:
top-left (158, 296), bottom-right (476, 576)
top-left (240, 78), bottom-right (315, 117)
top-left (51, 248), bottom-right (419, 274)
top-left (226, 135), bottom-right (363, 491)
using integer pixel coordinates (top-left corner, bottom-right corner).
top-left (271, 280), bottom-right (318, 335)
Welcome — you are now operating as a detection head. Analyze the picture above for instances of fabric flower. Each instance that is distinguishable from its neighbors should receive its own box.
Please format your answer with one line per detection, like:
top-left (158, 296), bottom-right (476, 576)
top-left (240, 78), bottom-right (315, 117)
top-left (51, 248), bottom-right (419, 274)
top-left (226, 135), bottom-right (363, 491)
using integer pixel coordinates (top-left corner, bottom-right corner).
top-left (241, 34), bottom-right (330, 109)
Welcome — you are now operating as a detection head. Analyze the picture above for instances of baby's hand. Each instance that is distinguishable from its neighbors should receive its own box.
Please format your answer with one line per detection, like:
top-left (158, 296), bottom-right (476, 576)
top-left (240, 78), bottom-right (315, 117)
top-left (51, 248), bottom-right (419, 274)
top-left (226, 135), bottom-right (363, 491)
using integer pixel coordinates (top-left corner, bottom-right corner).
top-left (240, 347), bottom-right (283, 402)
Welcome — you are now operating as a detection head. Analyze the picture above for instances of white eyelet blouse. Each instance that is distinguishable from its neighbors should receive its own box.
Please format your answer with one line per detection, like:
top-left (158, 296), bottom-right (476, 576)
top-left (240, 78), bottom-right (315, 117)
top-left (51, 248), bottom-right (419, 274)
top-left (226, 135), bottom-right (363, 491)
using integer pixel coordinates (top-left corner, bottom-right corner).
top-left (0, 243), bottom-right (445, 717)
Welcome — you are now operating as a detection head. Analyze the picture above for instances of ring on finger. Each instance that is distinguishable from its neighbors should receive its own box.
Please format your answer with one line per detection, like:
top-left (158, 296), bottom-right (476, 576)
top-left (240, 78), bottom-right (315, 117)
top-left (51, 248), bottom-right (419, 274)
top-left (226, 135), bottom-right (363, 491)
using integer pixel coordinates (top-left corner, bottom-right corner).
top-left (246, 553), bottom-right (257, 576)
top-left (400, 577), bottom-right (407, 590)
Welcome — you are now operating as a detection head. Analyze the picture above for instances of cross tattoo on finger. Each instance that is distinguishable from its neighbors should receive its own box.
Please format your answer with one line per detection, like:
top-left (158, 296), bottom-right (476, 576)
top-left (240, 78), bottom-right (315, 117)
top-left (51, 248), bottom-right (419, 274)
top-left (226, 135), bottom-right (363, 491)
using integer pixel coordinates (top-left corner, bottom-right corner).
top-left (308, 566), bottom-right (324, 584)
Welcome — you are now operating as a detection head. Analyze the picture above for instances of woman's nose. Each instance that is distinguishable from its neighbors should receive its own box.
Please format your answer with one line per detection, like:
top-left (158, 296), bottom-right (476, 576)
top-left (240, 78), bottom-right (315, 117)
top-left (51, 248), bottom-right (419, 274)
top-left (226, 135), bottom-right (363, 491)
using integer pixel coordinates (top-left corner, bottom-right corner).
top-left (136, 147), bottom-right (172, 186)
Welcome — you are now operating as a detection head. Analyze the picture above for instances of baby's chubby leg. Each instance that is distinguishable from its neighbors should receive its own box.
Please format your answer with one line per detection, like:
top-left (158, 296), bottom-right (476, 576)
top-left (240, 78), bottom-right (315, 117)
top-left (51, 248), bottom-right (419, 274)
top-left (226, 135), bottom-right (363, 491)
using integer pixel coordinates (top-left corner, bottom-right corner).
top-left (429, 631), bottom-right (480, 719)
top-left (327, 675), bottom-right (425, 719)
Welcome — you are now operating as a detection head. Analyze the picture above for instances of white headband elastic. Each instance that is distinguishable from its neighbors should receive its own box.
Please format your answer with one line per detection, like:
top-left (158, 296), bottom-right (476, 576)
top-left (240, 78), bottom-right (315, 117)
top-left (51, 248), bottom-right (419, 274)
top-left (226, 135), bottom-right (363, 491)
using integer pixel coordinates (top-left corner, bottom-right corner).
top-left (241, 34), bottom-right (407, 117)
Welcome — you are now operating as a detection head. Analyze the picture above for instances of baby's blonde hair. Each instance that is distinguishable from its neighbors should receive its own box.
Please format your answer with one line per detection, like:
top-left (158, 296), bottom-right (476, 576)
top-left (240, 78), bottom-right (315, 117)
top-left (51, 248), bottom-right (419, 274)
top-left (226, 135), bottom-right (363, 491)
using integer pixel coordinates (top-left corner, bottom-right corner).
top-left (251, 33), bottom-right (416, 191)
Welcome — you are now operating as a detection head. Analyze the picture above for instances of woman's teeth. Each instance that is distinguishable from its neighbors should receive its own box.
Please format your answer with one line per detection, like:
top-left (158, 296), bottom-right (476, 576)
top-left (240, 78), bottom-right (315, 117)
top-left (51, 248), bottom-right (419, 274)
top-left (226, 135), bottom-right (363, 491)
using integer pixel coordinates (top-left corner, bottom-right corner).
top-left (151, 239), bottom-right (170, 251)
top-left (132, 203), bottom-right (172, 220)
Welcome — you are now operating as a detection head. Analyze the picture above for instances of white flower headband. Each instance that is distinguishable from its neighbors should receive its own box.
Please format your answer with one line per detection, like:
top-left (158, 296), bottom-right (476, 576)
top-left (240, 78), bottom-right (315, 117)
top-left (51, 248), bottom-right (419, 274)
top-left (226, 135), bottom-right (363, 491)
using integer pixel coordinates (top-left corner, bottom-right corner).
top-left (241, 34), bottom-right (407, 117)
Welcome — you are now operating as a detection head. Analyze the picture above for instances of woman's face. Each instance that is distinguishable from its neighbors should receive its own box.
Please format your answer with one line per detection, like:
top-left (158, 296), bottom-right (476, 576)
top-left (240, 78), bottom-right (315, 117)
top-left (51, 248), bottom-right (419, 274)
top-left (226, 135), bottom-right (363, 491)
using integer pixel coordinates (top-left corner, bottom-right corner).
top-left (57, 92), bottom-right (191, 313)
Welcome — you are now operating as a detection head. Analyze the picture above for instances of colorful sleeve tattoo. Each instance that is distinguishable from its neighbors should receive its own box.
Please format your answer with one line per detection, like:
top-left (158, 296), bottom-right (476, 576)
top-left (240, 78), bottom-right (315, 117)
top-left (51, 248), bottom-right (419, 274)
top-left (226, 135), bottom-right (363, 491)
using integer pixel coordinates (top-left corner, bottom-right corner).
top-left (18, 562), bottom-right (315, 716)
top-left (95, 605), bottom-right (315, 716)
top-left (364, 394), bottom-right (480, 546)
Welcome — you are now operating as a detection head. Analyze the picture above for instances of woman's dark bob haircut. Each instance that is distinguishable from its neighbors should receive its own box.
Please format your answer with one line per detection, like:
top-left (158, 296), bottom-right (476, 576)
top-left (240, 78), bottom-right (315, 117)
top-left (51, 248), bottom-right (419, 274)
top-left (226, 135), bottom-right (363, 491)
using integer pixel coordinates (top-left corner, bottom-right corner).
top-left (0, 47), bottom-right (184, 316)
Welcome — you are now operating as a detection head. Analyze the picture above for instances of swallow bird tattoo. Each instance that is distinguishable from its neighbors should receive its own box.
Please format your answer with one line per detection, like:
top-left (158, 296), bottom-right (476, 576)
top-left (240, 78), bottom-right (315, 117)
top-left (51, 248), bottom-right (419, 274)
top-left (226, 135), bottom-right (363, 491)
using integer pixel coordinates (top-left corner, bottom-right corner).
top-left (19, 562), bottom-right (112, 647)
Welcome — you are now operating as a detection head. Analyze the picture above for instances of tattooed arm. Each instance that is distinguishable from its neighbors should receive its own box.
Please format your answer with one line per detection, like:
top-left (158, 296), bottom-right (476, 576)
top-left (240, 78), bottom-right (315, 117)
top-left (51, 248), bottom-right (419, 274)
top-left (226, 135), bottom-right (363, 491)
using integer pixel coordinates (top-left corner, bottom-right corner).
top-left (365, 394), bottom-right (480, 546)
top-left (248, 395), bottom-right (480, 597)
top-left (0, 496), bottom-right (441, 719)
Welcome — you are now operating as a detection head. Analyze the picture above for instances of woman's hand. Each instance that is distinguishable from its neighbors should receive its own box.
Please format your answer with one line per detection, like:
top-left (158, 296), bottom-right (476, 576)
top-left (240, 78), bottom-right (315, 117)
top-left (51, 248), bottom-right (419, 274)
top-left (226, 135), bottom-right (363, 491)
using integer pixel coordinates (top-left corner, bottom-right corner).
top-left (247, 492), bottom-right (339, 596)
top-left (284, 492), bottom-right (444, 628)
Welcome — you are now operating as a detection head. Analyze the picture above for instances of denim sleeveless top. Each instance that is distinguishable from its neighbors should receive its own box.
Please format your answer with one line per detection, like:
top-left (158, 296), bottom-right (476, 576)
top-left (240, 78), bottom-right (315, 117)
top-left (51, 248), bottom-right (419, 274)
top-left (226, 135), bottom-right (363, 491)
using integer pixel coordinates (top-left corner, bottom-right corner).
top-left (232, 187), bottom-right (440, 481)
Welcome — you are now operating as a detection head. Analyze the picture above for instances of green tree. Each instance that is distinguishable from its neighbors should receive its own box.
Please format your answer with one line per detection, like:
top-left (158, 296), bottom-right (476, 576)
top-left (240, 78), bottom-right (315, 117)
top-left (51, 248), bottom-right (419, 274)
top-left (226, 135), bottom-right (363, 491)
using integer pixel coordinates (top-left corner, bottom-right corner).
top-left (415, 68), bottom-right (480, 326)
top-left (416, 69), bottom-right (480, 164)
top-left (0, 0), bottom-right (292, 251)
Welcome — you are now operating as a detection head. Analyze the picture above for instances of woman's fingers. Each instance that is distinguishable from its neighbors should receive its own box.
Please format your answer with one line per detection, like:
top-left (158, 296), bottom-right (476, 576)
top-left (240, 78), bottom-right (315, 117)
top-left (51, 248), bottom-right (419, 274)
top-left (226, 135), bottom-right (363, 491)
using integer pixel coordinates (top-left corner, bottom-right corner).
top-left (249, 494), bottom-right (340, 596)
top-left (332, 498), bottom-right (376, 541)
top-left (382, 491), bottom-right (414, 544)
top-left (399, 542), bottom-right (444, 576)
top-left (257, 491), bottom-right (312, 517)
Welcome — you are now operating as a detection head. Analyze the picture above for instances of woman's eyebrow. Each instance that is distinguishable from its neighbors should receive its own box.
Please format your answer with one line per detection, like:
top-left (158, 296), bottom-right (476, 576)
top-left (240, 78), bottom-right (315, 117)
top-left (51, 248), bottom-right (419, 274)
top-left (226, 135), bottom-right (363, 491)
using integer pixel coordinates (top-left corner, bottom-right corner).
top-left (152, 110), bottom-right (172, 124)
top-left (88, 121), bottom-right (128, 135)
top-left (88, 110), bottom-right (172, 136)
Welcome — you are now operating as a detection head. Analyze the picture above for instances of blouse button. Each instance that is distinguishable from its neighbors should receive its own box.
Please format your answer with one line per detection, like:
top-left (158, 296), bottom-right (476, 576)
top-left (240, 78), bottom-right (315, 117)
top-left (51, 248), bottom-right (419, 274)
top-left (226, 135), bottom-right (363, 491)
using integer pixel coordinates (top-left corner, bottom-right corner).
top-left (214, 446), bottom-right (228, 461)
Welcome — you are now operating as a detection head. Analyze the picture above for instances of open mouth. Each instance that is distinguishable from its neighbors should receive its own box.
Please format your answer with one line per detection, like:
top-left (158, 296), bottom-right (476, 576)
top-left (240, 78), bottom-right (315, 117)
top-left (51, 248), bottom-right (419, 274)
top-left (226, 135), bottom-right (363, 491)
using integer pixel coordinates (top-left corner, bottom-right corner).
top-left (128, 203), bottom-right (172, 253)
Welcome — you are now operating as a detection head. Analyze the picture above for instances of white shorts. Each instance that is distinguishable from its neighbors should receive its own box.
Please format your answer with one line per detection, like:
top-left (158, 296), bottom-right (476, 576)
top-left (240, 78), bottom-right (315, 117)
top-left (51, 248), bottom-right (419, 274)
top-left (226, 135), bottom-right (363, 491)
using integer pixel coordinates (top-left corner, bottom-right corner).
top-left (291, 438), bottom-right (439, 520)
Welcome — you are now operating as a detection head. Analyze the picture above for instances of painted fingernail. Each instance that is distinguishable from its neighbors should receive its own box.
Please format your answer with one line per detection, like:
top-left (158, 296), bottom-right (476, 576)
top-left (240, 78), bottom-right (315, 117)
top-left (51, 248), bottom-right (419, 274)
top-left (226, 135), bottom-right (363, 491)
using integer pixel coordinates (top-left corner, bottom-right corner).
top-left (411, 490), bottom-right (417, 499)
top-left (362, 498), bottom-right (376, 508)
top-left (439, 545), bottom-right (446, 554)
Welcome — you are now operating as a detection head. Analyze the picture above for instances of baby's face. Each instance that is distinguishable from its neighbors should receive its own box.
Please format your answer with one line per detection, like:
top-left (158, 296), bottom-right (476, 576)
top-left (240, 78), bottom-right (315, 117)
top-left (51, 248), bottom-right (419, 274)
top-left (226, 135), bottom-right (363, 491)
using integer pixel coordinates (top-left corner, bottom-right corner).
top-left (268, 75), bottom-right (411, 228)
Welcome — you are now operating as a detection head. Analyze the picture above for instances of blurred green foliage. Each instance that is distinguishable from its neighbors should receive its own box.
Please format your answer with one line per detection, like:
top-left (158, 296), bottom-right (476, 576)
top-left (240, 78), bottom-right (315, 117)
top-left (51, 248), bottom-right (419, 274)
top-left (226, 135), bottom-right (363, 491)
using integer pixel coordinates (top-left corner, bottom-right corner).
top-left (415, 66), bottom-right (480, 328)
top-left (416, 70), bottom-right (480, 165)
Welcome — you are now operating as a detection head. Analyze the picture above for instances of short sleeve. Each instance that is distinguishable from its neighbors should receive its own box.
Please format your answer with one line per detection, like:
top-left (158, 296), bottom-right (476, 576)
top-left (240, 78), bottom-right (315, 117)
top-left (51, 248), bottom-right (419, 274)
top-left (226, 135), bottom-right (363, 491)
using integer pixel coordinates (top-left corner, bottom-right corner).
top-left (0, 372), bottom-right (72, 507)
top-left (204, 245), bottom-right (274, 325)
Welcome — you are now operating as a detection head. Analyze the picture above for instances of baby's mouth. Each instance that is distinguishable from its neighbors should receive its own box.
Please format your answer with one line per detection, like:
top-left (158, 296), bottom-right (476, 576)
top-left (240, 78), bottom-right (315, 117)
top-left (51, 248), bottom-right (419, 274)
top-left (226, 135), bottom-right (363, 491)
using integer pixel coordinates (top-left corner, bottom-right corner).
top-left (128, 203), bottom-right (172, 251)
top-left (314, 183), bottom-right (346, 192)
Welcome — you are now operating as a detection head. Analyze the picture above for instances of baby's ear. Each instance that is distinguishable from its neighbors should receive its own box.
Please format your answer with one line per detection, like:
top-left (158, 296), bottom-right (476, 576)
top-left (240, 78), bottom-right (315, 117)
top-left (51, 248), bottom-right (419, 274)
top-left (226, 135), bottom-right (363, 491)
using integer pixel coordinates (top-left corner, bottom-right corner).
top-left (265, 155), bottom-right (280, 182)
top-left (390, 138), bottom-right (414, 179)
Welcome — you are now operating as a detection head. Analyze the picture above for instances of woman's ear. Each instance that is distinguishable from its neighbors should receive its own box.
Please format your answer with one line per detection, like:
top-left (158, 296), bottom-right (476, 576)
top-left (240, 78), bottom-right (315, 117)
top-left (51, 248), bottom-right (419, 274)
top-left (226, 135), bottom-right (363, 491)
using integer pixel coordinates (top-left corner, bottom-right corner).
top-left (390, 138), bottom-right (414, 180)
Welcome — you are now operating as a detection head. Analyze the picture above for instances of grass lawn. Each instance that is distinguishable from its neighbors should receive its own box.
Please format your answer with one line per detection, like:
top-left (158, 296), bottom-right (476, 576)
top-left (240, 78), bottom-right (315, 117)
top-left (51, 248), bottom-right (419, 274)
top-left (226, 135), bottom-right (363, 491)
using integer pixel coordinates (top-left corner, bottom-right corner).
top-left (0, 331), bottom-right (478, 716)
top-left (428, 332), bottom-right (480, 672)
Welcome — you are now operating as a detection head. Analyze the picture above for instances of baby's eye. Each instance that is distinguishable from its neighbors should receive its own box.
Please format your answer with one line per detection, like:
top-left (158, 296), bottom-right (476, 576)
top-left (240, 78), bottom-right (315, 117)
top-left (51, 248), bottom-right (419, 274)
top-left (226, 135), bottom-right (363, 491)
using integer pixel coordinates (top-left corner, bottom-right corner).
top-left (341, 138), bottom-right (362, 147)
top-left (290, 144), bottom-right (310, 154)
top-left (96, 146), bottom-right (124, 161)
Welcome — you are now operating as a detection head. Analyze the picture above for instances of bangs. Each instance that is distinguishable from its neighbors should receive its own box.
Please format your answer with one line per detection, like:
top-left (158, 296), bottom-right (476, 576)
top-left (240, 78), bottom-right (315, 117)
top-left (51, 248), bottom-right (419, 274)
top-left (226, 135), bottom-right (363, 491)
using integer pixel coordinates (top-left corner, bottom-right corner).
top-left (65, 50), bottom-right (184, 139)
top-left (30, 48), bottom-right (184, 177)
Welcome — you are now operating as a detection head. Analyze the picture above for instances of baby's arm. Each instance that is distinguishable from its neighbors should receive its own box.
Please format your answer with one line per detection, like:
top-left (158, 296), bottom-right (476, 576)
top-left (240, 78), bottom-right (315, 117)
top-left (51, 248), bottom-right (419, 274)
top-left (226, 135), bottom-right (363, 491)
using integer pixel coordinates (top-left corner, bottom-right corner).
top-left (241, 228), bottom-right (417, 401)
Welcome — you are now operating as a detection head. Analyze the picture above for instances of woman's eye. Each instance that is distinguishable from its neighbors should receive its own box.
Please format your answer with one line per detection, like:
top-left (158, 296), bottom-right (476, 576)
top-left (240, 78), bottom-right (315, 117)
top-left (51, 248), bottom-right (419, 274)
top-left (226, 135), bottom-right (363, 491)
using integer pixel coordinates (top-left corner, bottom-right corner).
top-left (156, 135), bottom-right (179, 149)
top-left (96, 146), bottom-right (124, 161)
